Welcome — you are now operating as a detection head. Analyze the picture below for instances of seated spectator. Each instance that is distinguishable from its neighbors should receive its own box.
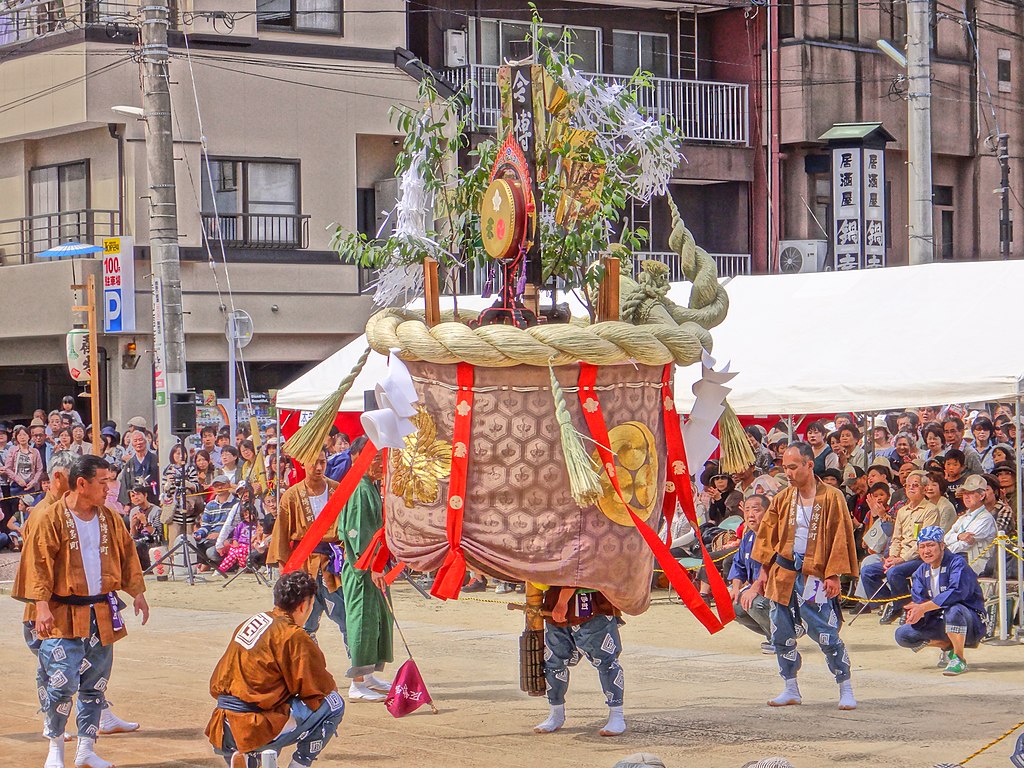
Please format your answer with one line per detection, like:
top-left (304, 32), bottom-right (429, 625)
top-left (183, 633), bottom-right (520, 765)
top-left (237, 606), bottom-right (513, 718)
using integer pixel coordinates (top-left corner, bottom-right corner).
top-left (843, 466), bottom-right (869, 529)
top-left (697, 466), bottom-right (735, 525)
top-left (220, 445), bottom-right (241, 484)
top-left (891, 432), bottom-right (918, 467)
top-left (194, 475), bottom-right (239, 568)
top-left (744, 427), bottom-right (774, 475)
top-left (806, 420), bottom-right (839, 475)
top-left (859, 470), bottom-right (939, 624)
top-left (871, 417), bottom-right (896, 459)
top-left (943, 415), bottom-right (984, 474)
top-left (838, 423), bottom-right (867, 470)
top-left (866, 458), bottom-right (894, 492)
top-left (971, 417), bottom-right (997, 472)
top-left (993, 463), bottom-right (1017, 531)
top-left (729, 495), bottom-right (772, 653)
top-left (862, 482), bottom-right (895, 557)
top-left (921, 423), bottom-right (946, 463)
top-left (943, 450), bottom-right (969, 513)
top-left (945, 476), bottom-right (998, 576)
top-left (127, 480), bottom-right (160, 570)
top-left (923, 474), bottom-right (957, 532)
top-left (894, 526), bottom-right (987, 676)
top-left (992, 444), bottom-right (1015, 468)
top-left (819, 468), bottom-right (843, 489)
top-left (766, 429), bottom-right (789, 464)
top-left (890, 459), bottom-right (920, 507)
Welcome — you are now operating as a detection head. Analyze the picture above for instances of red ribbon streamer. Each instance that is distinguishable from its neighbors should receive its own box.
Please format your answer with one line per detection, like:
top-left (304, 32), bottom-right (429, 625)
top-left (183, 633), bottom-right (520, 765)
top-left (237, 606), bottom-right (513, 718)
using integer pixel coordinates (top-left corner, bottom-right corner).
top-left (282, 443), bottom-right (378, 574)
top-left (577, 363), bottom-right (727, 635)
top-left (430, 363), bottom-right (475, 600)
top-left (660, 365), bottom-right (735, 627)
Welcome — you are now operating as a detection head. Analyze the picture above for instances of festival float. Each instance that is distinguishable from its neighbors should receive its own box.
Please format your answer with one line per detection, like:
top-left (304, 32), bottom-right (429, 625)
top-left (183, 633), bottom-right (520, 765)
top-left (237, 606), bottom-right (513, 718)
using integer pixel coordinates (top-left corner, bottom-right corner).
top-left (283, 32), bottom-right (753, 696)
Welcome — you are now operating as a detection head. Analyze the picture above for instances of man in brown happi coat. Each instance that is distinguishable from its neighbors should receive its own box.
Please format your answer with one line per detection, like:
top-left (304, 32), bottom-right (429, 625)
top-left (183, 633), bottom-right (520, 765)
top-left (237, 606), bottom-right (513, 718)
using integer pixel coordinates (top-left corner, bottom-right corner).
top-left (207, 570), bottom-right (344, 768)
top-left (12, 454), bottom-right (148, 768)
top-left (749, 442), bottom-right (859, 710)
top-left (268, 449), bottom-right (347, 643)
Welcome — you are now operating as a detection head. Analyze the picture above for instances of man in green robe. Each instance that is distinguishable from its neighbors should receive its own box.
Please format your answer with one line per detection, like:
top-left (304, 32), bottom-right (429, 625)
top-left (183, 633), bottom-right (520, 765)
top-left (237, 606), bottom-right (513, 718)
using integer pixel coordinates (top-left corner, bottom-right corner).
top-left (338, 436), bottom-right (393, 702)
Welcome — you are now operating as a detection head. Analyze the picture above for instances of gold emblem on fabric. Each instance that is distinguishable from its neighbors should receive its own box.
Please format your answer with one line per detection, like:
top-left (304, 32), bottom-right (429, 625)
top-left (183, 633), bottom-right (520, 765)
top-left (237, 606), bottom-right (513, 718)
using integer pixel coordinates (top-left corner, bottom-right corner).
top-left (390, 407), bottom-right (453, 508)
top-left (591, 421), bottom-right (659, 527)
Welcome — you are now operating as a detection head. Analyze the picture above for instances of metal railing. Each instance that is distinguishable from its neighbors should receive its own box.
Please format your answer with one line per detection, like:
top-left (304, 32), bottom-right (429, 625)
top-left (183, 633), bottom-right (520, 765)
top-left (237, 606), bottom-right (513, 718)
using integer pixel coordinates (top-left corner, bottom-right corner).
top-left (443, 64), bottom-right (749, 146)
top-left (636, 250), bottom-right (751, 278)
top-left (0, 209), bottom-right (119, 265)
top-left (0, 0), bottom-right (138, 48)
top-left (201, 212), bottom-right (310, 249)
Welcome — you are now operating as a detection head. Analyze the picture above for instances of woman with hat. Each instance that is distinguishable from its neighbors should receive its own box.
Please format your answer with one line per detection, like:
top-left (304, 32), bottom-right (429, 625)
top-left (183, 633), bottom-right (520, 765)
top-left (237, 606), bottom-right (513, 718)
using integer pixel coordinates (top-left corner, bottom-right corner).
top-left (100, 426), bottom-right (124, 472)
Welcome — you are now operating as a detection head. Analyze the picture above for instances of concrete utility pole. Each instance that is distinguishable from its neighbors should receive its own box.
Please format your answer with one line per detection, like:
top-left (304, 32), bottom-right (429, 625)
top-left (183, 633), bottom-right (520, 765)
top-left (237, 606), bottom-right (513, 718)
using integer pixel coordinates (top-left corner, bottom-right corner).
top-left (999, 133), bottom-right (1011, 259)
top-left (906, 0), bottom-right (934, 264)
top-left (141, 0), bottom-right (187, 467)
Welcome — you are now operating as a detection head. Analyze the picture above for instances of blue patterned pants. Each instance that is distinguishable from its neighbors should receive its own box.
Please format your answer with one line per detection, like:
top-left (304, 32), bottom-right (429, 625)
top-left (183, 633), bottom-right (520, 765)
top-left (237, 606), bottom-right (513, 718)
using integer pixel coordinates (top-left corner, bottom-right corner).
top-left (769, 557), bottom-right (851, 683)
top-left (303, 573), bottom-right (347, 647)
top-left (544, 615), bottom-right (624, 708)
top-left (217, 692), bottom-right (345, 767)
top-left (37, 611), bottom-right (114, 740)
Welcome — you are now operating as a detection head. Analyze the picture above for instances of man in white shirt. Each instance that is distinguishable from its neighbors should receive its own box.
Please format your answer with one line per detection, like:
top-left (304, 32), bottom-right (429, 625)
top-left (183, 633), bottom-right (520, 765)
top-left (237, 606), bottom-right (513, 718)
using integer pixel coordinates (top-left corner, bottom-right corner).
top-left (945, 475), bottom-right (998, 576)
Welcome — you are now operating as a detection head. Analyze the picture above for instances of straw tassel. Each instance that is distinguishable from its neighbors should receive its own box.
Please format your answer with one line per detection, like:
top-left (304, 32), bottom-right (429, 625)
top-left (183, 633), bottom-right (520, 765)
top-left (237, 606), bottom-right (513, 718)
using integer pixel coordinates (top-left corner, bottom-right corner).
top-left (717, 401), bottom-right (755, 475)
top-left (284, 346), bottom-right (372, 468)
top-left (549, 364), bottom-right (603, 507)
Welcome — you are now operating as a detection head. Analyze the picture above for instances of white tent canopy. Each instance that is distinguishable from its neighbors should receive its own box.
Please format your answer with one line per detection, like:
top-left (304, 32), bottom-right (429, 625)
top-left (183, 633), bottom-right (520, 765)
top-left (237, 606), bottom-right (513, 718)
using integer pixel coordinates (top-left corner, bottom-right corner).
top-left (279, 260), bottom-right (1024, 416)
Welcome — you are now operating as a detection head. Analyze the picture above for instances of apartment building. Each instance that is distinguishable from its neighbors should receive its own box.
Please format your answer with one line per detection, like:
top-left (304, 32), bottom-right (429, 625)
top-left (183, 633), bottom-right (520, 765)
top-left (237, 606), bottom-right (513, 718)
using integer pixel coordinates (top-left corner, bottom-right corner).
top-left (0, 0), bottom-right (419, 423)
top-left (774, 0), bottom-right (1024, 269)
top-left (408, 0), bottom-right (760, 280)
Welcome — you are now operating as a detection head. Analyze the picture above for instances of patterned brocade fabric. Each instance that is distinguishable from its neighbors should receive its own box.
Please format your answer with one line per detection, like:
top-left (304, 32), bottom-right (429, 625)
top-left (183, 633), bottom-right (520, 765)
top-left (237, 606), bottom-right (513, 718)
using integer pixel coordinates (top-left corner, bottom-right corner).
top-left (385, 362), bottom-right (668, 615)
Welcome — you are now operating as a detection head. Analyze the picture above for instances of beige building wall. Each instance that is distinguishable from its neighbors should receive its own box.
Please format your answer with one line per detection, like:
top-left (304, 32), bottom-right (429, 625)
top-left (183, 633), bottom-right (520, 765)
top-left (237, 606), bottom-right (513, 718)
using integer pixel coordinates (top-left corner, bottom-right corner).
top-left (0, 2), bottom-right (419, 424)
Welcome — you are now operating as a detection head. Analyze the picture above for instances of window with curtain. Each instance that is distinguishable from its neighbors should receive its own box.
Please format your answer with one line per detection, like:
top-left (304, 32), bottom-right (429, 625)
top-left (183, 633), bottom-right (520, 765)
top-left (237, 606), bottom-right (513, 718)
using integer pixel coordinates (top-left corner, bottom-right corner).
top-left (29, 161), bottom-right (88, 253)
top-left (256, 0), bottom-right (341, 34)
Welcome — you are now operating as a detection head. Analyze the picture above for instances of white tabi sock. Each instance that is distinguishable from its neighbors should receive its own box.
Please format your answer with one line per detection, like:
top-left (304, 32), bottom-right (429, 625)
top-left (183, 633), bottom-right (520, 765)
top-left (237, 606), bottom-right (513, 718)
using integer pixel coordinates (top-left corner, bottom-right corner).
top-left (45, 736), bottom-right (65, 768)
top-left (533, 703), bottom-right (565, 734)
top-left (599, 705), bottom-right (626, 736)
top-left (98, 708), bottom-right (139, 734)
top-left (838, 679), bottom-right (857, 710)
top-left (768, 678), bottom-right (802, 707)
top-left (74, 736), bottom-right (114, 768)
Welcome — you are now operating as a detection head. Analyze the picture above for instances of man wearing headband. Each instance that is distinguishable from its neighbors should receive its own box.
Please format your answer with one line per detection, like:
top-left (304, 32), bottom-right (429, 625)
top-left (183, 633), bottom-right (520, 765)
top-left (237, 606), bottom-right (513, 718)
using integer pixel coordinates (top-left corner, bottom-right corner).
top-left (893, 525), bottom-right (987, 676)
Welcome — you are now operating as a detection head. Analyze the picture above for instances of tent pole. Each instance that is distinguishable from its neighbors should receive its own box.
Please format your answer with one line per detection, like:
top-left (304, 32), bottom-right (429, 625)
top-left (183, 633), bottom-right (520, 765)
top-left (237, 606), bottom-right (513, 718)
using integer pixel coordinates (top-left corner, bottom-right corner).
top-left (865, 413), bottom-right (874, 464)
top-left (787, 415), bottom-right (793, 441)
top-left (276, 409), bottom-right (282, 511)
top-left (1016, 393), bottom-right (1023, 633)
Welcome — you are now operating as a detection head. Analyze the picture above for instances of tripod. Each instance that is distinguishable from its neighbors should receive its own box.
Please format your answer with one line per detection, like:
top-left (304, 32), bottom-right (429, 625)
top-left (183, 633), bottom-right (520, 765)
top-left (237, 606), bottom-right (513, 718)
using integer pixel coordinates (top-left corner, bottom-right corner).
top-left (145, 472), bottom-right (202, 585)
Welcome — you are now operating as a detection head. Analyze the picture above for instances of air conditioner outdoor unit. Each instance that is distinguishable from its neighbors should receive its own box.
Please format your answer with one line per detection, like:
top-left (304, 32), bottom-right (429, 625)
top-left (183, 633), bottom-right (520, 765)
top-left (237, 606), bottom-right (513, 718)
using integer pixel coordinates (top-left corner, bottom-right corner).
top-left (444, 29), bottom-right (468, 68)
top-left (777, 240), bottom-right (828, 274)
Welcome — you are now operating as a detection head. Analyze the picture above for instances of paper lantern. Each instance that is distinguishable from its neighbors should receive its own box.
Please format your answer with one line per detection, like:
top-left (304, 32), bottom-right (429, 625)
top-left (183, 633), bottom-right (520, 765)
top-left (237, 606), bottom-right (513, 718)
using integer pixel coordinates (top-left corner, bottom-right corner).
top-left (66, 329), bottom-right (91, 382)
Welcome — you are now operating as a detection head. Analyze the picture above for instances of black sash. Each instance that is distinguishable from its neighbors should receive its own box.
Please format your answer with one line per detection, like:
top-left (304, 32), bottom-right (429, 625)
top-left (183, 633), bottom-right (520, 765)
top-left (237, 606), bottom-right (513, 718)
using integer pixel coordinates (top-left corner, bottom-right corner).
top-left (50, 593), bottom-right (107, 606)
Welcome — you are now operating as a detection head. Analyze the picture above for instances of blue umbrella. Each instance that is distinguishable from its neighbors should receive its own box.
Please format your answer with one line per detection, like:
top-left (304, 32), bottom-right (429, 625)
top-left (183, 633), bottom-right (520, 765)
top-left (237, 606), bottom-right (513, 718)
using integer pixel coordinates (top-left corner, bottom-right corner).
top-left (36, 241), bottom-right (104, 259)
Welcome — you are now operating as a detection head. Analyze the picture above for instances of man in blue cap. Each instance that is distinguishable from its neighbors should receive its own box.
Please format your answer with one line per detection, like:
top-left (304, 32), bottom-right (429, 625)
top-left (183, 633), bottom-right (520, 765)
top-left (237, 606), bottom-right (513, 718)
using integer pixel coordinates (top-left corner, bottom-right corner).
top-left (893, 525), bottom-right (987, 676)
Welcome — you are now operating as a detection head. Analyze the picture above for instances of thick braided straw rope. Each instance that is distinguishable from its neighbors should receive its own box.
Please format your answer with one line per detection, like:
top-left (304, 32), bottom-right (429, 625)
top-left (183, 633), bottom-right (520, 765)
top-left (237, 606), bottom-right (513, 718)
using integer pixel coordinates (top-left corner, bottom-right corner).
top-left (365, 203), bottom-right (727, 368)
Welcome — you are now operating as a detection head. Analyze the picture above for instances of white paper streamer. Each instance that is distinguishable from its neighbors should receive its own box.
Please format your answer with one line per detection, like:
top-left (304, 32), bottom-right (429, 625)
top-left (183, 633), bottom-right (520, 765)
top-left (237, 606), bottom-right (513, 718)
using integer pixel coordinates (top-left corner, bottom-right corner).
top-left (682, 350), bottom-right (738, 473)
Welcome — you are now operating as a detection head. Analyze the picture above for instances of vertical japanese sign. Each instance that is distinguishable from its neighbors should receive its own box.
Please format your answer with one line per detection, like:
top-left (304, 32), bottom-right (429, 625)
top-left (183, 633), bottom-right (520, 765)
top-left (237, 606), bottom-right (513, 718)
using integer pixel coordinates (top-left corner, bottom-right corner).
top-left (507, 63), bottom-right (542, 286)
top-left (832, 147), bottom-right (863, 270)
top-left (862, 149), bottom-right (886, 268)
top-left (152, 277), bottom-right (168, 407)
top-left (102, 236), bottom-right (136, 333)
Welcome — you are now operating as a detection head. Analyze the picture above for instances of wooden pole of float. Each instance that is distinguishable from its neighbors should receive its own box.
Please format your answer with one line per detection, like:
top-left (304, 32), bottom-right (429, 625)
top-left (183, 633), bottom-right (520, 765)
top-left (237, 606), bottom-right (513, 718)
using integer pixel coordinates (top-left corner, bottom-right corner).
top-left (423, 257), bottom-right (441, 328)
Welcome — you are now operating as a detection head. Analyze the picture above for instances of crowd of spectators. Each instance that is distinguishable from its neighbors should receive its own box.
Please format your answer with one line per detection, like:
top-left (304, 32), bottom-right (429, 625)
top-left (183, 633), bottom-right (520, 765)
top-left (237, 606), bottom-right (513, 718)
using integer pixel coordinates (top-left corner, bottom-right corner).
top-left (0, 397), bottom-right (295, 578)
top-left (668, 403), bottom-right (1019, 656)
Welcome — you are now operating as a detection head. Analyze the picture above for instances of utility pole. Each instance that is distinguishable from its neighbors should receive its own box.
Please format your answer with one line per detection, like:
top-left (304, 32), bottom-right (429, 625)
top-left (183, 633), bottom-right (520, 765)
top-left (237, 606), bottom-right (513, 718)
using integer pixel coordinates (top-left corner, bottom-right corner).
top-left (906, 0), bottom-right (934, 264)
top-left (141, 0), bottom-right (187, 467)
top-left (999, 133), bottom-right (1011, 259)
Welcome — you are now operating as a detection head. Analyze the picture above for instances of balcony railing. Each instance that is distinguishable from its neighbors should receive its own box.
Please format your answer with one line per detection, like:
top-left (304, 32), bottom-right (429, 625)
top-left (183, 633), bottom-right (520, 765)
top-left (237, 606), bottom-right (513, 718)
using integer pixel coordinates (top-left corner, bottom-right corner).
top-left (0, 0), bottom-right (139, 48)
top-left (636, 250), bottom-right (751, 279)
top-left (0, 209), bottom-right (120, 265)
top-left (201, 212), bottom-right (310, 250)
top-left (443, 64), bottom-right (749, 146)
